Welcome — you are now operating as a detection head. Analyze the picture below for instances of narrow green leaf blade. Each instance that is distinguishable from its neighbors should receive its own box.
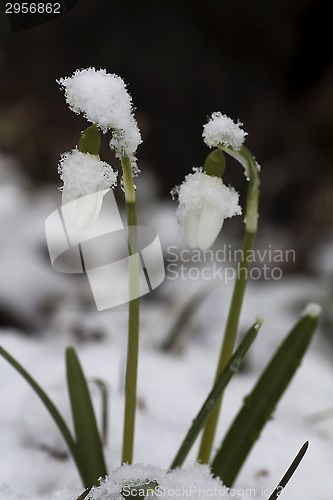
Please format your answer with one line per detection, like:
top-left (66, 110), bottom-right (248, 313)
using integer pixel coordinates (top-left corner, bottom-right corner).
top-left (0, 346), bottom-right (84, 482)
top-left (267, 441), bottom-right (309, 500)
top-left (76, 486), bottom-right (92, 500)
top-left (159, 286), bottom-right (214, 353)
top-left (211, 310), bottom-right (320, 487)
top-left (170, 320), bottom-right (261, 469)
top-left (66, 346), bottom-right (107, 487)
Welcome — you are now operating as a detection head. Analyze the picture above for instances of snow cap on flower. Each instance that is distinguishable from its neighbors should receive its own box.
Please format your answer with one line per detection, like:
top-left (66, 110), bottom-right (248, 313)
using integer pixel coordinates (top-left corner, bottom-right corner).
top-left (58, 68), bottom-right (142, 159)
top-left (203, 112), bottom-right (247, 151)
top-left (172, 168), bottom-right (241, 250)
top-left (58, 149), bottom-right (117, 231)
top-left (59, 149), bottom-right (117, 204)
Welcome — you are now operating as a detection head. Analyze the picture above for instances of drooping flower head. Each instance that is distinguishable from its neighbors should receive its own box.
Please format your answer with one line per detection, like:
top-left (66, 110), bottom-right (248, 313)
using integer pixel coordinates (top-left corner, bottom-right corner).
top-left (172, 112), bottom-right (248, 250)
top-left (58, 148), bottom-right (117, 231)
top-left (58, 68), bottom-right (142, 169)
top-left (172, 168), bottom-right (241, 250)
top-left (59, 149), bottom-right (117, 204)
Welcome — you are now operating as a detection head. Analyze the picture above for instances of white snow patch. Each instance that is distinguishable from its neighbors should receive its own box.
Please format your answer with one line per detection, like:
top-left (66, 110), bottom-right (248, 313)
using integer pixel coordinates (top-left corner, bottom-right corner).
top-left (88, 463), bottom-right (231, 499)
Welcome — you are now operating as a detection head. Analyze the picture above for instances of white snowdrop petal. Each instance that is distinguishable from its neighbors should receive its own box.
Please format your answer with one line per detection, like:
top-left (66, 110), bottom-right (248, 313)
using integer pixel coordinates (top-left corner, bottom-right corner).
top-left (182, 209), bottom-right (200, 248)
top-left (62, 191), bottom-right (105, 231)
top-left (58, 149), bottom-right (117, 230)
top-left (197, 202), bottom-right (224, 250)
top-left (59, 149), bottom-right (117, 204)
top-left (203, 112), bottom-right (247, 150)
top-left (174, 169), bottom-right (241, 249)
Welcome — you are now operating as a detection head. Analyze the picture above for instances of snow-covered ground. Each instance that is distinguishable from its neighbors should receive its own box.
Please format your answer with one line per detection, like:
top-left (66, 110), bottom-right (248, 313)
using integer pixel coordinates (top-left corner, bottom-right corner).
top-left (1, 157), bottom-right (333, 499)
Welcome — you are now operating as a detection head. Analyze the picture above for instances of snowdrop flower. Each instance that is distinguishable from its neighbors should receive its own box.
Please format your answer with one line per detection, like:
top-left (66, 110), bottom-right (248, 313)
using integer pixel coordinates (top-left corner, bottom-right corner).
top-left (203, 112), bottom-right (247, 151)
top-left (58, 149), bottom-right (117, 231)
top-left (172, 168), bottom-right (241, 250)
top-left (58, 68), bottom-right (142, 168)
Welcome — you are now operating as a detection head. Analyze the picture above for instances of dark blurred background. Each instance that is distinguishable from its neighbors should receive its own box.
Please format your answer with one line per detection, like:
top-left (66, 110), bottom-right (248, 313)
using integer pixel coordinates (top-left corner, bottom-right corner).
top-left (0, 0), bottom-right (332, 265)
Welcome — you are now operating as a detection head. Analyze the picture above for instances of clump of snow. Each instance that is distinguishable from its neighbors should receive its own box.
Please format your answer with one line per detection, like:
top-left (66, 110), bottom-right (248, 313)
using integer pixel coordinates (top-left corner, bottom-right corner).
top-left (203, 112), bottom-right (247, 151)
top-left (88, 463), bottom-right (231, 499)
top-left (58, 68), bottom-right (142, 160)
top-left (109, 118), bottom-right (142, 160)
top-left (58, 149), bottom-right (117, 205)
top-left (173, 168), bottom-right (241, 224)
top-left (301, 303), bottom-right (322, 318)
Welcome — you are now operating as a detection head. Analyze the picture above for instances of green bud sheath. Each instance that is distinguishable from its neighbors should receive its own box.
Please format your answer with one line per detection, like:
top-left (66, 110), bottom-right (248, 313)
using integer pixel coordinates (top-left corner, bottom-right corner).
top-left (79, 124), bottom-right (101, 155)
top-left (204, 148), bottom-right (226, 178)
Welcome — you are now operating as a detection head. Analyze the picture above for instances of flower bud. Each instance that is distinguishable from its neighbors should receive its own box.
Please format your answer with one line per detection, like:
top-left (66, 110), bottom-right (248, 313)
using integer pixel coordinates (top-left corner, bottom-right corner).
top-left (79, 124), bottom-right (101, 155)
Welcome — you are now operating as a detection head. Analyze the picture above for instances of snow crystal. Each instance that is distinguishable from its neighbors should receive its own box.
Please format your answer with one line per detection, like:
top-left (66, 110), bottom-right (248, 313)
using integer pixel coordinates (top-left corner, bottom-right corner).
top-left (173, 168), bottom-right (241, 224)
top-left (58, 149), bottom-right (117, 204)
top-left (58, 68), bottom-right (142, 157)
top-left (301, 303), bottom-right (322, 318)
top-left (203, 112), bottom-right (247, 151)
top-left (87, 463), bottom-right (231, 499)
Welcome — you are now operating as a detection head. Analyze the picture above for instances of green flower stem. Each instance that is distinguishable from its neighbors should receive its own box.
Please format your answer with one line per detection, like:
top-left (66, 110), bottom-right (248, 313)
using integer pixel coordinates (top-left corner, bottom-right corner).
top-left (197, 146), bottom-right (260, 464)
top-left (121, 155), bottom-right (140, 464)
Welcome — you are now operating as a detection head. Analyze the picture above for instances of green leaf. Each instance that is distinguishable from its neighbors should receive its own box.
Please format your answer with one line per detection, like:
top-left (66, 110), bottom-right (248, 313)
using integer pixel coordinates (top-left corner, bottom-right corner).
top-left (0, 346), bottom-right (85, 484)
top-left (267, 441), bottom-right (309, 500)
top-left (170, 320), bottom-right (261, 469)
top-left (159, 286), bottom-right (214, 353)
top-left (211, 310), bottom-right (320, 487)
top-left (90, 378), bottom-right (109, 446)
top-left (66, 346), bottom-right (107, 487)
top-left (76, 486), bottom-right (92, 500)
